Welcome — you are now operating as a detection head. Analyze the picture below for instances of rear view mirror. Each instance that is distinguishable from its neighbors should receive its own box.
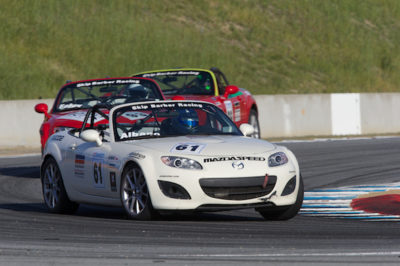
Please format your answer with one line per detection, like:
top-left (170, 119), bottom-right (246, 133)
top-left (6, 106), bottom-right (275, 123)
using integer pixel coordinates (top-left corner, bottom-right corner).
top-left (239, 123), bottom-right (255, 137)
top-left (34, 103), bottom-right (50, 119)
top-left (223, 85), bottom-right (239, 98)
top-left (80, 129), bottom-right (102, 146)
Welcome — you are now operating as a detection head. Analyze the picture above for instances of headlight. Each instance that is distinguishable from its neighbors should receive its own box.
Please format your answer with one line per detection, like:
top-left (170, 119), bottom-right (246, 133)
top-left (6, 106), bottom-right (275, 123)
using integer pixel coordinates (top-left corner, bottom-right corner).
top-left (268, 152), bottom-right (288, 167)
top-left (161, 156), bottom-right (203, 170)
top-left (53, 127), bottom-right (74, 133)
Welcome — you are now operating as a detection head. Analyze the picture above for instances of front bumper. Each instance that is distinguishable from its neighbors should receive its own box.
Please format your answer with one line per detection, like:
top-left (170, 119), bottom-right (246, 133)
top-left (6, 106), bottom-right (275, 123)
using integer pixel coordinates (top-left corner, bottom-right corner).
top-left (141, 148), bottom-right (301, 211)
top-left (149, 170), bottom-right (299, 211)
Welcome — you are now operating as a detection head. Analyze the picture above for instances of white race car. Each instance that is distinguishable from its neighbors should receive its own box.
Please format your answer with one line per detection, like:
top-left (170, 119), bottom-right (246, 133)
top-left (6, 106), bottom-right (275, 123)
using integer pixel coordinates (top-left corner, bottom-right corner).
top-left (41, 100), bottom-right (303, 220)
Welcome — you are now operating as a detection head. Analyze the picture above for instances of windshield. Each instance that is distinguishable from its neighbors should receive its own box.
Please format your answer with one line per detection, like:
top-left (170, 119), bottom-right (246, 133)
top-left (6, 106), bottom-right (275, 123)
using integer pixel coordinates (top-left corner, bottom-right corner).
top-left (135, 70), bottom-right (215, 96)
top-left (54, 78), bottom-right (163, 112)
top-left (113, 102), bottom-right (242, 141)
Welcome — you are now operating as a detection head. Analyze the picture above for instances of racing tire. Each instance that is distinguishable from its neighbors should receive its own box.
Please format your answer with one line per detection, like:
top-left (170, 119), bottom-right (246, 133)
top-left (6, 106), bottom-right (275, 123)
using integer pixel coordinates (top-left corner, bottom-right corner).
top-left (248, 109), bottom-right (260, 139)
top-left (41, 157), bottom-right (79, 214)
top-left (120, 163), bottom-right (157, 220)
top-left (257, 175), bottom-right (304, 221)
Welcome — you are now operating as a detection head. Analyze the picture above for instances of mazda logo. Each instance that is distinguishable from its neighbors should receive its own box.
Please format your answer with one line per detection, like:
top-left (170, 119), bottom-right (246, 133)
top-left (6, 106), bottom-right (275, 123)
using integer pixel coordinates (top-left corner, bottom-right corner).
top-left (232, 161), bottom-right (244, 169)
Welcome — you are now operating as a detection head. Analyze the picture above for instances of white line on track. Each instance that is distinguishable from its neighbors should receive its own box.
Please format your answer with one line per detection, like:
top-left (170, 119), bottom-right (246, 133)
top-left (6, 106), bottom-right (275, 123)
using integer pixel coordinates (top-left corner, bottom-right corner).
top-left (275, 135), bottom-right (400, 144)
top-left (163, 251), bottom-right (400, 257)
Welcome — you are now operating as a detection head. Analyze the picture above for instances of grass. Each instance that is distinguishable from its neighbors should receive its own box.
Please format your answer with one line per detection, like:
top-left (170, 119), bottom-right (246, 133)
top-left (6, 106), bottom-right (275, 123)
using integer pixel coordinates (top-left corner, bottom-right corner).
top-left (1, 0), bottom-right (400, 100)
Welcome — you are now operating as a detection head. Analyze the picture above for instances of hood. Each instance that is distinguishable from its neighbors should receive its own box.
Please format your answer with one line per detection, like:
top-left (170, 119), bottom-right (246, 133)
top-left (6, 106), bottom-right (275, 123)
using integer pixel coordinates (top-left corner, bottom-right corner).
top-left (129, 135), bottom-right (276, 155)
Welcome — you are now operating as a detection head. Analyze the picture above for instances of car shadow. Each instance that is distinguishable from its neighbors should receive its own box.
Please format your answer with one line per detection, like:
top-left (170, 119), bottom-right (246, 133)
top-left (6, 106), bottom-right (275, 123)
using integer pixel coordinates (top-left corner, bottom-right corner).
top-left (0, 202), bottom-right (264, 222)
top-left (73, 205), bottom-right (263, 221)
top-left (0, 202), bottom-right (47, 213)
top-left (0, 166), bottom-right (40, 179)
top-left (157, 211), bottom-right (263, 222)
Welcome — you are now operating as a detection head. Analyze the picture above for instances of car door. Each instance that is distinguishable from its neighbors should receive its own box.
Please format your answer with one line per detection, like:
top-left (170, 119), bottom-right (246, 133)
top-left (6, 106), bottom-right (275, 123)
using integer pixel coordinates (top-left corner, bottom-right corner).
top-left (76, 141), bottom-right (110, 197)
top-left (64, 133), bottom-right (111, 197)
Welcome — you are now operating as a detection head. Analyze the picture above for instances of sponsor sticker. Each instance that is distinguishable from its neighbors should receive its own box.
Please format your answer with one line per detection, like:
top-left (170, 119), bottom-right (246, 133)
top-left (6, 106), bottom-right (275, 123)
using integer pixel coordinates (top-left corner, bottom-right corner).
top-left (234, 108), bottom-right (241, 122)
top-left (109, 172), bottom-right (117, 192)
top-left (76, 79), bottom-right (139, 88)
top-left (120, 132), bottom-right (160, 139)
top-left (74, 154), bottom-right (85, 178)
top-left (130, 102), bottom-right (203, 111)
top-left (233, 101), bottom-right (241, 121)
top-left (107, 155), bottom-right (121, 169)
top-left (51, 135), bottom-right (64, 141)
top-left (121, 111), bottom-right (148, 121)
top-left (141, 71), bottom-right (200, 78)
top-left (224, 101), bottom-right (233, 120)
top-left (128, 152), bottom-right (146, 159)
top-left (60, 111), bottom-right (104, 123)
top-left (58, 103), bottom-right (82, 110)
top-left (203, 156), bottom-right (266, 163)
top-left (170, 143), bottom-right (206, 154)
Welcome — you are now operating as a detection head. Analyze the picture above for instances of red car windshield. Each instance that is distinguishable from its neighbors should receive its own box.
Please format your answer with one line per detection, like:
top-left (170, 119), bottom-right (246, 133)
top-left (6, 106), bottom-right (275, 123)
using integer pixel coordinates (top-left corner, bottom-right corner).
top-left (54, 78), bottom-right (163, 112)
top-left (135, 71), bottom-right (215, 96)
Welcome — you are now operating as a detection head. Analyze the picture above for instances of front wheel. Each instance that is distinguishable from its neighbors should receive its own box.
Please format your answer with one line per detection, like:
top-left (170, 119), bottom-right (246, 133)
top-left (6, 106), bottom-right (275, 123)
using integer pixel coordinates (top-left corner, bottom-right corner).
top-left (41, 157), bottom-right (79, 214)
top-left (120, 163), bottom-right (157, 220)
top-left (248, 109), bottom-right (260, 138)
top-left (257, 175), bottom-right (304, 221)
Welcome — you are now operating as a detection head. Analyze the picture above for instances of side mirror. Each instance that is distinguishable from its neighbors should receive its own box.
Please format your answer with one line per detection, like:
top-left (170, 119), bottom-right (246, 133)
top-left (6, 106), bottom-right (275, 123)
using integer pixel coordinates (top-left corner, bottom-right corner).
top-left (240, 123), bottom-right (254, 137)
top-left (80, 129), bottom-right (102, 146)
top-left (34, 103), bottom-right (50, 119)
top-left (223, 85), bottom-right (239, 98)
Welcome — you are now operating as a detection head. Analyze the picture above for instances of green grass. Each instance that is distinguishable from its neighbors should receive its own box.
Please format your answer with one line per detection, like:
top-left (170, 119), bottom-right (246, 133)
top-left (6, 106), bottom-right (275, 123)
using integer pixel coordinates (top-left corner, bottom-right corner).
top-left (2, 0), bottom-right (400, 99)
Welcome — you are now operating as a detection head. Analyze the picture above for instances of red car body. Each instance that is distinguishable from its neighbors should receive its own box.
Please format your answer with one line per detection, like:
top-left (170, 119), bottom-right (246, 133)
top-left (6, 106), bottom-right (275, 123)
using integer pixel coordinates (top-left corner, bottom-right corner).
top-left (35, 77), bottom-right (165, 151)
top-left (133, 68), bottom-right (260, 138)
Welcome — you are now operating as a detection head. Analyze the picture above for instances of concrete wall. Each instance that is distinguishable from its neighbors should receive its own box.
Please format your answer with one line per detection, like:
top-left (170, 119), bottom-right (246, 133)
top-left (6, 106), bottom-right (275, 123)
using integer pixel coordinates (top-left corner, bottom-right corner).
top-left (255, 94), bottom-right (332, 138)
top-left (255, 93), bottom-right (400, 138)
top-left (0, 93), bottom-right (400, 148)
top-left (359, 93), bottom-right (400, 134)
top-left (0, 99), bottom-right (53, 148)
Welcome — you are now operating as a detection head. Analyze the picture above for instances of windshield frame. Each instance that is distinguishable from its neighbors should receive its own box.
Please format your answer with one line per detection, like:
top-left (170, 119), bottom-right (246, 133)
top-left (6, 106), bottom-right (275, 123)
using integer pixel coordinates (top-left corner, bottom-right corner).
top-left (133, 69), bottom-right (219, 97)
top-left (109, 100), bottom-right (243, 142)
top-left (52, 77), bottom-right (164, 113)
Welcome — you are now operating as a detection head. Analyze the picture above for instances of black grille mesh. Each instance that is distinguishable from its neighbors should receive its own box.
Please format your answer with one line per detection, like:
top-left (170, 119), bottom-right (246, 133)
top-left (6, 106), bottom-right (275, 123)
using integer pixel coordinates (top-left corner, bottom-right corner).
top-left (199, 175), bottom-right (276, 200)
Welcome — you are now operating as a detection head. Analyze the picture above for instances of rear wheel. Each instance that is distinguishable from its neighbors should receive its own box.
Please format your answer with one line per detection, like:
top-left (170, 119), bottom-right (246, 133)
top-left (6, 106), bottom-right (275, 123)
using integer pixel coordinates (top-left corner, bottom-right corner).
top-left (257, 176), bottom-right (304, 221)
top-left (120, 163), bottom-right (157, 220)
top-left (41, 157), bottom-right (79, 214)
top-left (248, 109), bottom-right (260, 138)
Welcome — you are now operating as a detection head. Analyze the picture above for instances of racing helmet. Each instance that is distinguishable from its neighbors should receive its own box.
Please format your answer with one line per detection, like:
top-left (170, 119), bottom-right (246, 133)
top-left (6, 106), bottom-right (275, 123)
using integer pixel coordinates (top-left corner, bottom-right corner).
top-left (178, 108), bottom-right (199, 129)
top-left (126, 84), bottom-right (149, 99)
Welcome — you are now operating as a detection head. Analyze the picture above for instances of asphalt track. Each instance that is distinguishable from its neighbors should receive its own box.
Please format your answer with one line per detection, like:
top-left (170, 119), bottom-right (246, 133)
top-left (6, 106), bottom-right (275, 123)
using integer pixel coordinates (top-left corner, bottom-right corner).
top-left (1, 138), bottom-right (400, 265)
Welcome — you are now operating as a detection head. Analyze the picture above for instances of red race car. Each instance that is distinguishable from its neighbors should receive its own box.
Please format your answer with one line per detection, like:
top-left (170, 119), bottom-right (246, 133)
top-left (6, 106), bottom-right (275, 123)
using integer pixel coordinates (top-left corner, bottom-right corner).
top-left (133, 68), bottom-right (260, 138)
top-left (34, 77), bottom-right (165, 151)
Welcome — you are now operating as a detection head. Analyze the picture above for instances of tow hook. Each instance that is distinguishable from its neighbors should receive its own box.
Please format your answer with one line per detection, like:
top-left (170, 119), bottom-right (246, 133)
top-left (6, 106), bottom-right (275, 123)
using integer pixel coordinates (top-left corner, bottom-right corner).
top-left (259, 191), bottom-right (276, 202)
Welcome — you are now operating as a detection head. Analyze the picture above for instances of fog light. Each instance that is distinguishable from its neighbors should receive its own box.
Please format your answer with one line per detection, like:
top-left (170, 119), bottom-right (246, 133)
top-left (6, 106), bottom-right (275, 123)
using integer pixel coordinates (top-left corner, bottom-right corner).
top-left (158, 181), bottom-right (191, 199)
top-left (281, 176), bottom-right (296, 196)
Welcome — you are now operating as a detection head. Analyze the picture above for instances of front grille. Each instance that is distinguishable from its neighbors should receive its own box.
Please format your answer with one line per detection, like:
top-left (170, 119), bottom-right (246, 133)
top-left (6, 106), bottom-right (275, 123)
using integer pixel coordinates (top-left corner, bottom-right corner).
top-left (196, 202), bottom-right (275, 211)
top-left (199, 175), bottom-right (276, 200)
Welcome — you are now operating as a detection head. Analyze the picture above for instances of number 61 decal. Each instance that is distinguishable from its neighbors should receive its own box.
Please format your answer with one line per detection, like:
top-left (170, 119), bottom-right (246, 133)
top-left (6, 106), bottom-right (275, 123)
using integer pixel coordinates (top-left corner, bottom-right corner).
top-left (93, 160), bottom-right (105, 188)
top-left (170, 143), bottom-right (206, 154)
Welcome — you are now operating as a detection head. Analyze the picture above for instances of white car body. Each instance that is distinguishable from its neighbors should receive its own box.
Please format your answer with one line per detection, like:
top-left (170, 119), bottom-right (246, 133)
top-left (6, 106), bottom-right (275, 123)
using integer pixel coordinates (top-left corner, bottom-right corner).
top-left (41, 100), bottom-right (303, 220)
